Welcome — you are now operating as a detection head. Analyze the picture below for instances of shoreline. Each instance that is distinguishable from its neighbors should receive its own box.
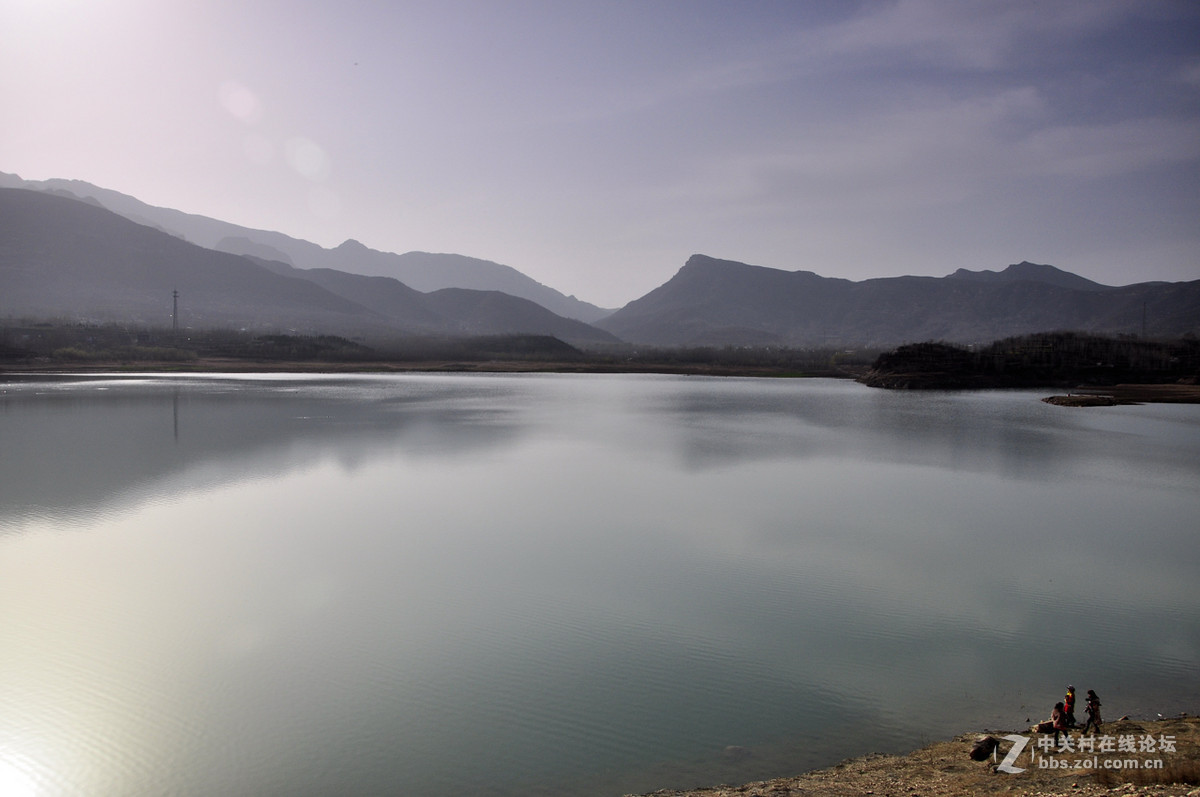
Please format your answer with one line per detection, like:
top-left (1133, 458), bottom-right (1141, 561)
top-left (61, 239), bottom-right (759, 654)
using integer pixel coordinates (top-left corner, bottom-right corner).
top-left (1042, 384), bottom-right (1200, 405)
top-left (0, 357), bottom-right (862, 380)
top-left (626, 715), bottom-right (1199, 797)
top-left (5, 362), bottom-right (1200, 406)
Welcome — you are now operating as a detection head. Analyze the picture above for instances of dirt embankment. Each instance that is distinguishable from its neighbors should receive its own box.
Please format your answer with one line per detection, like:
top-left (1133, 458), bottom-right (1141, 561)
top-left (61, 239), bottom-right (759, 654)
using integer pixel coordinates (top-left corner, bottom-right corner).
top-left (629, 716), bottom-right (1200, 797)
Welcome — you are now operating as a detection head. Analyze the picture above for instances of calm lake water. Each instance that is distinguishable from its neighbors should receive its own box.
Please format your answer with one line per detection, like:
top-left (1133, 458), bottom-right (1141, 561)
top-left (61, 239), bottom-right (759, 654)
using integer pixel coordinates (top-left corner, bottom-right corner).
top-left (2, 373), bottom-right (1198, 796)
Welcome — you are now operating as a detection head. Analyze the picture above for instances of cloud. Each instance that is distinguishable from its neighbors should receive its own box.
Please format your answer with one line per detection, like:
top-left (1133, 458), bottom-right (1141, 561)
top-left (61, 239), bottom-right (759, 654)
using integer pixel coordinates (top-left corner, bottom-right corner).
top-left (1017, 117), bottom-right (1200, 178)
top-left (1180, 61), bottom-right (1200, 87)
top-left (799, 0), bottom-right (1140, 71)
top-left (656, 88), bottom-right (1045, 210)
top-left (646, 78), bottom-right (1200, 240)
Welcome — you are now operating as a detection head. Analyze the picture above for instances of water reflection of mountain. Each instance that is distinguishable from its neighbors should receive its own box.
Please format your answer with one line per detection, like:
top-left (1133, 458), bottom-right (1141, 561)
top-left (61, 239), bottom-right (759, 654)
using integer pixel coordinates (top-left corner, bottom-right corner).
top-left (654, 381), bottom-right (1076, 478)
top-left (0, 375), bottom-right (523, 530)
top-left (6, 373), bottom-right (1197, 531)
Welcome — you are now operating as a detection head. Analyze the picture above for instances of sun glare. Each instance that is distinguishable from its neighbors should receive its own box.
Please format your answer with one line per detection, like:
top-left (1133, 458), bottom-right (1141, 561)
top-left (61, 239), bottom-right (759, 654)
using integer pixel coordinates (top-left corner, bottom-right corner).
top-left (0, 756), bottom-right (38, 797)
top-left (5, 0), bottom-right (94, 23)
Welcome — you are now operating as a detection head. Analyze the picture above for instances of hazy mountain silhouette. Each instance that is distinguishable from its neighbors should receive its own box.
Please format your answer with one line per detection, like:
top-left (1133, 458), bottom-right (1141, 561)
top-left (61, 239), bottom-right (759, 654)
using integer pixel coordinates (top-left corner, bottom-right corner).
top-left (421, 288), bottom-right (615, 340)
top-left (7, 170), bottom-right (1197, 351)
top-left (0, 188), bottom-right (379, 331)
top-left (597, 254), bottom-right (1200, 347)
top-left (0, 189), bottom-right (619, 344)
top-left (0, 171), bottom-right (612, 323)
top-left (308, 241), bottom-right (614, 324)
top-left (248, 254), bottom-right (615, 344)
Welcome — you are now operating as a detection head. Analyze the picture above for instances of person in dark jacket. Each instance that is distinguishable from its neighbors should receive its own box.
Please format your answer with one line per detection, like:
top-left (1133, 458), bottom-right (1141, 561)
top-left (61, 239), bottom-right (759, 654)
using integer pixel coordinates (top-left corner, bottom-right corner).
top-left (1083, 690), bottom-right (1103, 734)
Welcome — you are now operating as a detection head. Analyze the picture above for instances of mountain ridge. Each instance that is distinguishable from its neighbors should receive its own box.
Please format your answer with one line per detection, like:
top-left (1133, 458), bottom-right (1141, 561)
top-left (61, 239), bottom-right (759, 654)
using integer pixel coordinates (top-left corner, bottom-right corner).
top-left (0, 188), bottom-right (619, 345)
top-left (5, 172), bottom-right (1197, 350)
top-left (0, 171), bottom-right (612, 323)
top-left (596, 254), bottom-right (1200, 347)
top-left (946, 260), bottom-right (1112, 292)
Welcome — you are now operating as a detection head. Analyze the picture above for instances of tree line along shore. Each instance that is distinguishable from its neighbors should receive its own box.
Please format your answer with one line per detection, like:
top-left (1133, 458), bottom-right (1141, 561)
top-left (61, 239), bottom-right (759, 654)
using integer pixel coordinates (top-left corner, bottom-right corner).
top-left (857, 331), bottom-right (1200, 392)
top-left (0, 322), bottom-right (875, 377)
top-left (3, 325), bottom-right (1199, 401)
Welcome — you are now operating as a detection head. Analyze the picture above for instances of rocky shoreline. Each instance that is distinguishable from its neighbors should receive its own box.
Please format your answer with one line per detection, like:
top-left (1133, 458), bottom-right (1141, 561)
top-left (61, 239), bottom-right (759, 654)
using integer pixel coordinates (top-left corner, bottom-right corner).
top-left (627, 716), bottom-right (1199, 797)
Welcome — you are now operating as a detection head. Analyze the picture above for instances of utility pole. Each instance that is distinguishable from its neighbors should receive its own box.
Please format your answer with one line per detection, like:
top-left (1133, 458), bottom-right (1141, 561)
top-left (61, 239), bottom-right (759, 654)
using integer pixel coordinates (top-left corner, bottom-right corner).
top-left (172, 289), bottom-right (179, 333)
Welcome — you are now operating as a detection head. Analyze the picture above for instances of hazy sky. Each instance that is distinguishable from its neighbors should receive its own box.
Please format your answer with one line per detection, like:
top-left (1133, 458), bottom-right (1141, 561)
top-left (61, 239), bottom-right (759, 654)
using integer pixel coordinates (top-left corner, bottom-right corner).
top-left (3, 0), bottom-right (1199, 307)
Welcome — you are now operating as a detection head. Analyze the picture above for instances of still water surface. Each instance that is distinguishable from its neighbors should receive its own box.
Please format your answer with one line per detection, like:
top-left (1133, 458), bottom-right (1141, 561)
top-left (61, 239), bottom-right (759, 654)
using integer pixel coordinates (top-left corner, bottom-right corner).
top-left (2, 373), bottom-right (1198, 796)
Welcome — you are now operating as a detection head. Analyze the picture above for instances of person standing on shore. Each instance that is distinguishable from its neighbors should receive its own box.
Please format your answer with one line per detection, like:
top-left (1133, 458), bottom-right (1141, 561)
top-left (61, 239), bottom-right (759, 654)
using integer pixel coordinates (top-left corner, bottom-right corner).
top-left (1083, 690), bottom-right (1102, 734)
top-left (1064, 685), bottom-right (1078, 727)
top-left (1052, 701), bottom-right (1069, 746)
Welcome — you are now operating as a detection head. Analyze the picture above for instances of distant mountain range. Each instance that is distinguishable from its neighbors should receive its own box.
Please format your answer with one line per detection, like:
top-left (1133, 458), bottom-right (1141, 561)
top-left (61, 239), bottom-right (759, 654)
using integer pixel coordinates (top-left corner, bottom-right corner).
top-left (596, 254), bottom-right (1200, 347)
top-left (0, 188), bottom-right (619, 345)
top-left (3, 172), bottom-right (1198, 349)
top-left (0, 171), bottom-right (611, 324)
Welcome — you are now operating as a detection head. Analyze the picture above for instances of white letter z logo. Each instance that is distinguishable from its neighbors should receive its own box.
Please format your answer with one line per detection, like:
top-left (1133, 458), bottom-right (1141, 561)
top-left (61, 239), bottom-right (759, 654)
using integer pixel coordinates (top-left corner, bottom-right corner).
top-left (997, 734), bottom-right (1029, 773)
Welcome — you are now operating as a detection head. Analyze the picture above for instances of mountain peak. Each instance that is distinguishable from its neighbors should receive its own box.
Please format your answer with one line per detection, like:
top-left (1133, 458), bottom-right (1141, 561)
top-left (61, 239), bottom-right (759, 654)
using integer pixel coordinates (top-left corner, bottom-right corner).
top-left (948, 261), bottom-right (1111, 292)
top-left (597, 253), bottom-right (1198, 346)
top-left (335, 238), bottom-right (370, 252)
top-left (1005, 261), bottom-right (1078, 280)
top-left (682, 253), bottom-right (741, 271)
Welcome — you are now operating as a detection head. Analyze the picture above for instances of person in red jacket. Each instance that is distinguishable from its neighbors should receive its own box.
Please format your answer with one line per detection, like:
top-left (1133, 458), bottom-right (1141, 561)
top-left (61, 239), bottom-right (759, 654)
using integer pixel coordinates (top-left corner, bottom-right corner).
top-left (1064, 685), bottom-right (1077, 727)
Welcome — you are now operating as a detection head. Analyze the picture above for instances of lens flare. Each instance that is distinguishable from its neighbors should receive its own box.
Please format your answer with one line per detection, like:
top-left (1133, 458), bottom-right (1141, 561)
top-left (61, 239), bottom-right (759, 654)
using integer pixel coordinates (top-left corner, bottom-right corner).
top-left (284, 137), bottom-right (330, 180)
top-left (218, 80), bottom-right (262, 123)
